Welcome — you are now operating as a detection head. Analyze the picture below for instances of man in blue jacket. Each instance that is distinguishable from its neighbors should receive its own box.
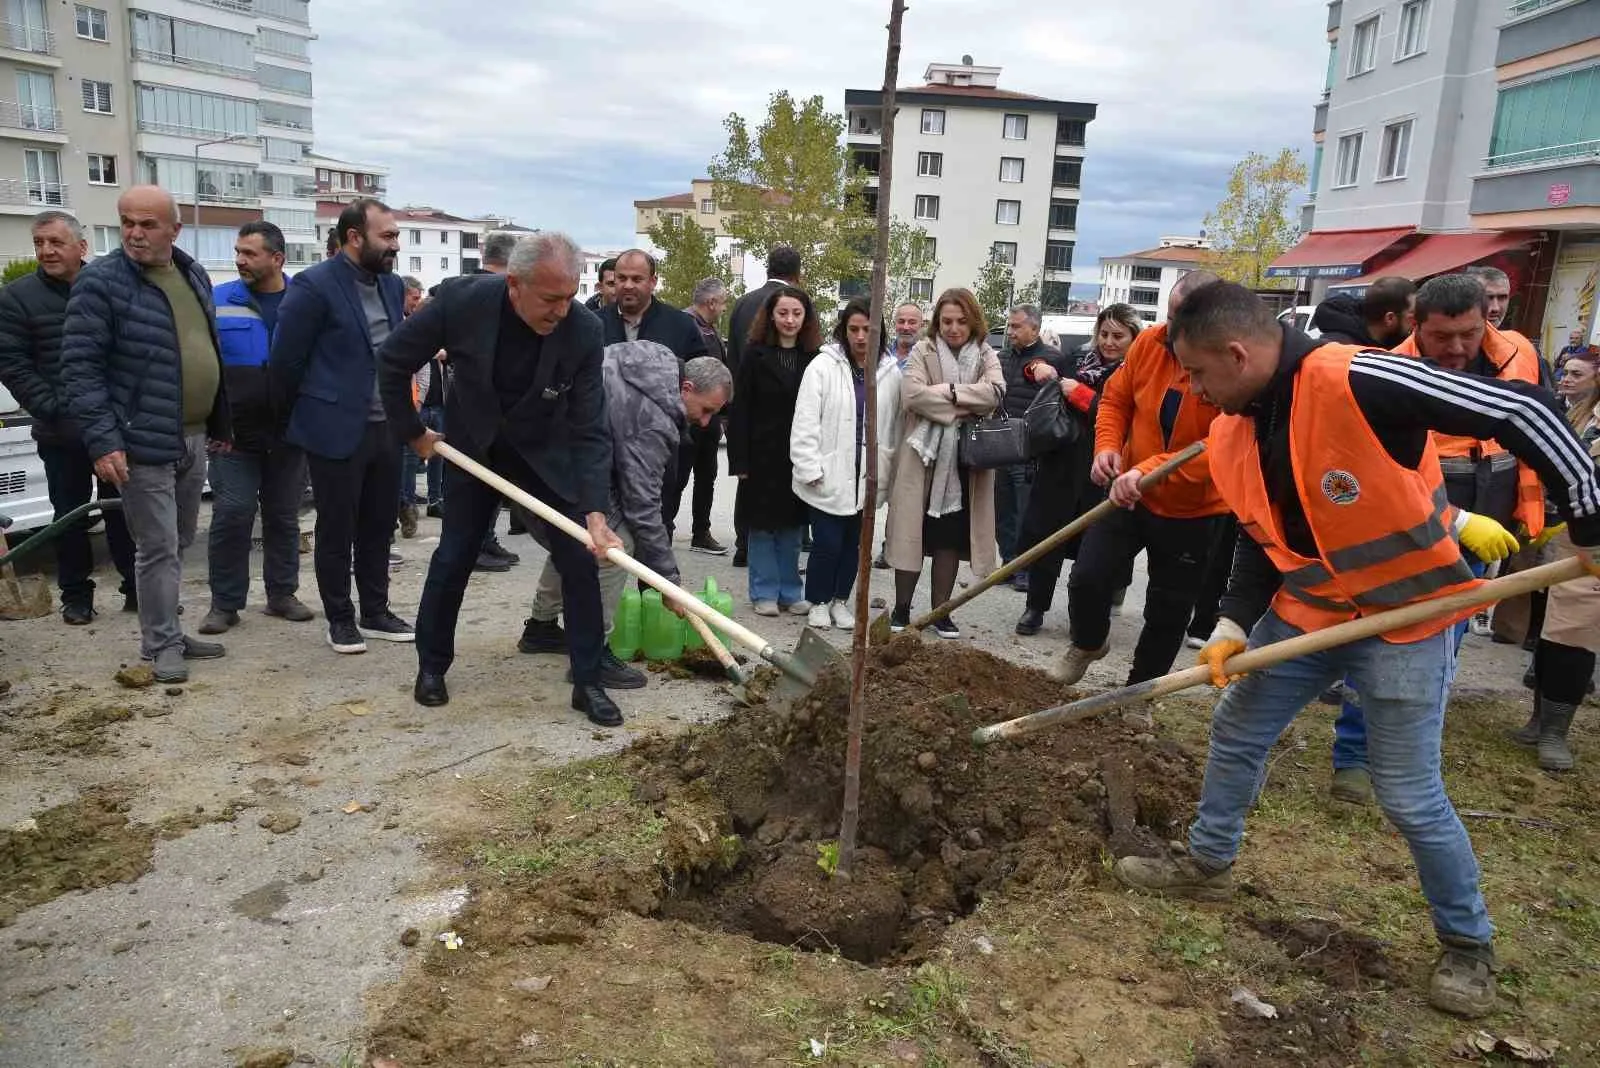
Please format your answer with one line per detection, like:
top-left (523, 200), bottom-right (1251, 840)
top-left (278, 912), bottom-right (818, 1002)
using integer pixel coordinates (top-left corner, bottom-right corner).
top-left (270, 197), bottom-right (413, 655)
top-left (60, 185), bottom-right (231, 684)
top-left (198, 221), bottom-right (315, 636)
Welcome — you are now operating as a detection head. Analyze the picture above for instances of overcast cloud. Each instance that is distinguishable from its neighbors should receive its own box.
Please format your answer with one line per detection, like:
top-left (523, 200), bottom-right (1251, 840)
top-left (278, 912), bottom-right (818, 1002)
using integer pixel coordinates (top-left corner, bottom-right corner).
top-left (309, 0), bottom-right (1329, 293)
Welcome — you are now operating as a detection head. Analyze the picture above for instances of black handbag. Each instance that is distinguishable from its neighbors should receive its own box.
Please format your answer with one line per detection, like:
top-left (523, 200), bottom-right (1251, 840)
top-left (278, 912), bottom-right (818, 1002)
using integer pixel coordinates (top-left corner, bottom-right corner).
top-left (956, 414), bottom-right (1030, 469)
top-left (1023, 385), bottom-right (1085, 456)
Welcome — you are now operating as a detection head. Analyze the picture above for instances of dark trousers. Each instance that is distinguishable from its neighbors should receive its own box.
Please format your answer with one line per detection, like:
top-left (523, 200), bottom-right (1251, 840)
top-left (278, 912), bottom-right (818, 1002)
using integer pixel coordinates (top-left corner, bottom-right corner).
top-left (1067, 505), bottom-right (1223, 685)
top-left (1186, 515), bottom-right (1238, 640)
top-left (417, 444), bottom-right (603, 683)
top-left (994, 462), bottom-right (1033, 562)
top-left (400, 405), bottom-right (444, 506)
top-left (804, 506), bottom-right (862, 604)
top-left (207, 445), bottom-right (307, 611)
top-left (734, 479), bottom-right (748, 554)
top-left (37, 438), bottom-right (136, 608)
top-left (684, 421), bottom-right (721, 536)
top-left (306, 421), bottom-right (400, 625)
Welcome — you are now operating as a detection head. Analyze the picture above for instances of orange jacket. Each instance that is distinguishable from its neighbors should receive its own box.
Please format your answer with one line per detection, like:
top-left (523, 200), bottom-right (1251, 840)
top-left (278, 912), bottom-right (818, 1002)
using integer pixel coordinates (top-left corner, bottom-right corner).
top-left (1394, 323), bottom-right (1545, 537)
top-left (1093, 323), bottom-right (1226, 518)
top-left (1208, 345), bottom-right (1482, 641)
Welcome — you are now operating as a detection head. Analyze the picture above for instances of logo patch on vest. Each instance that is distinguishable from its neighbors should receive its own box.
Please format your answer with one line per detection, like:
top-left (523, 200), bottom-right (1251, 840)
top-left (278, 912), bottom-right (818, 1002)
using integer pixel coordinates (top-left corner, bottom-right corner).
top-left (1320, 470), bottom-right (1361, 505)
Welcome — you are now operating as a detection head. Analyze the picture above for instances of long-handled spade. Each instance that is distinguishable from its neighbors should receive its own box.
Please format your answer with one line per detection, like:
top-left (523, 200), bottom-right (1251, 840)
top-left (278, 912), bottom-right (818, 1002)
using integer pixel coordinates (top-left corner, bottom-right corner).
top-left (972, 556), bottom-right (1591, 746)
top-left (684, 611), bottom-right (759, 704)
top-left (435, 442), bottom-right (843, 693)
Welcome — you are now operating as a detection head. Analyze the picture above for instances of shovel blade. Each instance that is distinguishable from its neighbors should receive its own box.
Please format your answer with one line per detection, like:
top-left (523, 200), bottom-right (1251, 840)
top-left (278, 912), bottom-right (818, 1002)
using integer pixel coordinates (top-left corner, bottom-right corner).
top-left (771, 626), bottom-right (847, 706)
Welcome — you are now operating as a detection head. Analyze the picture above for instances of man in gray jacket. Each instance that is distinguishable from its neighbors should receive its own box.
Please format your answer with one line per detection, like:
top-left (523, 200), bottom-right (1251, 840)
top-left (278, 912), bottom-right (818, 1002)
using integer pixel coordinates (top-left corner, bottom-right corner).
top-left (519, 345), bottom-right (731, 687)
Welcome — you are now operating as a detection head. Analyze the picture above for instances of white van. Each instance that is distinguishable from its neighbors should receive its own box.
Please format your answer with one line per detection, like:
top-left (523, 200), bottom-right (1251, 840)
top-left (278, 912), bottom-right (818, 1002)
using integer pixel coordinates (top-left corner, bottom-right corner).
top-left (0, 382), bottom-right (51, 532)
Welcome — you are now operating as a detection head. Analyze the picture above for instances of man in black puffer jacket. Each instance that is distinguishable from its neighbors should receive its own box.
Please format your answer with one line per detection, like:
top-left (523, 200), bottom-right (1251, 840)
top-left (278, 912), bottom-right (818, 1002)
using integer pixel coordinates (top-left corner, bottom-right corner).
top-left (0, 211), bottom-right (136, 623)
top-left (61, 186), bottom-right (231, 684)
top-left (995, 303), bottom-right (1060, 590)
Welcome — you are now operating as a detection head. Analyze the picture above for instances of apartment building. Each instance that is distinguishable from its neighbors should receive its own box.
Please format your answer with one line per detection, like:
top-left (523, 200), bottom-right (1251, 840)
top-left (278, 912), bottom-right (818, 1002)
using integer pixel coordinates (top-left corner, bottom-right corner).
top-left (844, 58), bottom-right (1095, 312)
top-left (1098, 237), bottom-right (1216, 323)
top-left (0, 0), bottom-right (319, 276)
top-left (633, 177), bottom-right (758, 290)
top-left (316, 201), bottom-right (490, 291)
top-left (306, 149), bottom-right (386, 205)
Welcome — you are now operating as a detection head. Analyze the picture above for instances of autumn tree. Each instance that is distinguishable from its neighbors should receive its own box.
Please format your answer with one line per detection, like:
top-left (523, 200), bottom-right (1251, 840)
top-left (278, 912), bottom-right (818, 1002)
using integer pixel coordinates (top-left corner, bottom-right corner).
top-left (647, 213), bottom-right (734, 309)
top-left (708, 91), bottom-right (873, 296)
top-left (972, 257), bottom-right (1015, 334)
top-left (1204, 148), bottom-right (1308, 290)
top-left (884, 218), bottom-right (939, 307)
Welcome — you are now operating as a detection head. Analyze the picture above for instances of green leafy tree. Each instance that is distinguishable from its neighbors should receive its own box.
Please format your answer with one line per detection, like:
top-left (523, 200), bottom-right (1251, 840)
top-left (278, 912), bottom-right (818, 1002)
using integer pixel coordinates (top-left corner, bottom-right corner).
top-left (1204, 148), bottom-right (1308, 291)
top-left (884, 218), bottom-right (939, 307)
top-left (1013, 271), bottom-right (1042, 309)
top-left (972, 257), bottom-right (1015, 334)
top-left (708, 91), bottom-right (872, 297)
top-left (2, 258), bottom-right (37, 285)
top-left (646, 213), bottom-right (733, 309)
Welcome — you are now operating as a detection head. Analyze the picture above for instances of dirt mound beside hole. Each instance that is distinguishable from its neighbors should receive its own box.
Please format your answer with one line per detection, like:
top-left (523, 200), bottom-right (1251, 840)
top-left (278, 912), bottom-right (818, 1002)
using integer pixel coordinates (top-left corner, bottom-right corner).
top-left (1195, 994), bottom-right (1363, 1067)
top-left (1248, 916), bottom-right (1394, 988)
top-left (0, 787), bottom-right (155, 926)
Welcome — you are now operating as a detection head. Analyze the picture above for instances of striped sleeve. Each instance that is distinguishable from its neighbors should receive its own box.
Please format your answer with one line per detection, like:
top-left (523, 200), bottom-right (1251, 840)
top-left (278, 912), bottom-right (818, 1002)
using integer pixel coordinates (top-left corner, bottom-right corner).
top-left (1348, 352), bottom-right (1600, 534)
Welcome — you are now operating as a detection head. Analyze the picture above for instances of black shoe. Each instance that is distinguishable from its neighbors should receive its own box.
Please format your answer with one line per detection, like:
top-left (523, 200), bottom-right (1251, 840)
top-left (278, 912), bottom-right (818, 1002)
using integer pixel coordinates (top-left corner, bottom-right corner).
top-left (507, 515), bottom-right (527, 536)
top-left (62, 602), bottom-right (95, 626)
top-left (732, 548), bottom-right (748, 568)
top-left (566, 649), bottom-right (647, 690)
top-left (932, 617), bottom-right (961, 640)
top-left (327, 619), bottom-right (368, 654)
top-left (873, 550), bottom-right (890, 570)
top-left (359, 611), bottom-right (415, 642)
top-left (1523, 664), bottom-right (1537, 690)
top-left (518, 617), bottom-right (567, 654)
top-left (572, 684), bottom-right (623, 727)
top-left (889, 605), bottom-right (910, 633)
top-left (122, 591), bottom-right (138, 613)
top-left (425, 503), bottom-right (444, 519)
top-left (181, 634), bottom-right (226, 659)
top-left (414, 671), bottom-right (449, 707)
top-left (474, 551), bottom-right (513, 573)
top-left (1011, 571), bottom-right (1030, 593)
top-left (690, 531), bottom-right (728, 555)
top-left (483, 537), bottom-right (520, 565)
top-left (1015, 608), bottom-right (1044, 636)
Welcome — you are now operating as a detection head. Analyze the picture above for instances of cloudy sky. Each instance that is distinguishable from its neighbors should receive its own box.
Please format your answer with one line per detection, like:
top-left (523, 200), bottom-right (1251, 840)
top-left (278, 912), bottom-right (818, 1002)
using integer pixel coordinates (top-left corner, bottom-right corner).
top-left (310, 0), bottom-right (1329, 292)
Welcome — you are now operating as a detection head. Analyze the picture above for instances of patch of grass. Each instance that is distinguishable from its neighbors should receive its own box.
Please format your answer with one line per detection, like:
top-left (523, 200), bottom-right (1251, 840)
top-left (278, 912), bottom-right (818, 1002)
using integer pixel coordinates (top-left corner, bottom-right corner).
top-left (757, 946), bottom-right (797, 977)
top-left (1154, 906), bottom-right (1225, 968)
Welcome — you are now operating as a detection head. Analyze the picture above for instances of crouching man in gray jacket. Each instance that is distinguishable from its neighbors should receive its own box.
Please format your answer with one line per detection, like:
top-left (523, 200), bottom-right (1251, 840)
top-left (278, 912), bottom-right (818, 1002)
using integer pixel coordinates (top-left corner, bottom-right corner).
top-left (517, 344), bottom-right (732, 687)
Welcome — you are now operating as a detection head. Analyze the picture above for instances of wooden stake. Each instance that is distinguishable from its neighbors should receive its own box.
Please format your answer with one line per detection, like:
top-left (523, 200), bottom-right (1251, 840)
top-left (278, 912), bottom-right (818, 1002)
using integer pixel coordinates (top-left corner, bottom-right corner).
top-left (839, 0), bottom-right (906, 878)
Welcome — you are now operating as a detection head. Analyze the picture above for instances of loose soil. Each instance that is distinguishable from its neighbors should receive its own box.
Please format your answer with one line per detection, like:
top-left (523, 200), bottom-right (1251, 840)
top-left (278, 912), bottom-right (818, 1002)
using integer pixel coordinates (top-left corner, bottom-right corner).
top-left (0, 788), bottom-right (155, 926)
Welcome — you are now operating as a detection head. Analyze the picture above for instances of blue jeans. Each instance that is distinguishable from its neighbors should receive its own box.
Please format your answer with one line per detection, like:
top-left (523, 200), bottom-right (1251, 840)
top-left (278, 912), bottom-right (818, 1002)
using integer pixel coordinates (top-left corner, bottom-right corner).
top-left (804, 507), bottom-right (861, 604)
top-left (400, 405), bottom-right (444, 505)
top-left (1332, 554), bottom-right (1488, 770)
top-left (1191, 610), bottom-right (1491, 945)
top-left (993, 462), bottom-right (1032, 562)
top-left (747, 526), bottom-right (803, 605)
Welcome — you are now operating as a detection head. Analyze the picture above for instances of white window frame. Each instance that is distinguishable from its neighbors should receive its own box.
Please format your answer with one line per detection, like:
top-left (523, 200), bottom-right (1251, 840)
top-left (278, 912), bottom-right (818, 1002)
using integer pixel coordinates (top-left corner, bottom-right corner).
top-left (1333, 131), bottom-right (1364, 188)
top-left (86, 153), bottom-right (116, 185)
top-left (916, 151), bottom-right (942, 177)
top-left (699, 198), bottom-right (714, 214)
top-left (1395, 0), bottom-right (1429, 61)
top-left (920, 108), bottom-right (945, 135)
top-left (909, 278), bottom-right (934, 302)
top-left (92, 224), bottom-right (117, 256)
top-left (74, 4), bottom-right (107, 41)
top-left (995, 199), bottom-right (1021, 226)
top-left (913, 194), bottom-right (940, 221)
top-left (1348, 15), bottom-right (1379, 77)
top-left (991, 241), bottom-right (1017, 266)
top-left (440, 257), bottom-right (449, 271)
top-left (999, 157), bottom-right (1025, 183)
top-left (81, 79), bottom-right (112, 114)
top-left (1002, 113), bottom-right (1028, 140)
top-left (409, 229), bottom-right (421, 243)
top-left (1377, 117), bottom-right (1414, 180)
top-left (408, 256), bottom-right (422, 272)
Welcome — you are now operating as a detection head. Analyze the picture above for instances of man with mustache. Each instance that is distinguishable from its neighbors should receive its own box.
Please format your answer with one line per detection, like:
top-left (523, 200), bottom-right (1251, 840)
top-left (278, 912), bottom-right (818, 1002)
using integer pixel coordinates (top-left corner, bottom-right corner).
top-left (271, 197), bottom-right (414, 655)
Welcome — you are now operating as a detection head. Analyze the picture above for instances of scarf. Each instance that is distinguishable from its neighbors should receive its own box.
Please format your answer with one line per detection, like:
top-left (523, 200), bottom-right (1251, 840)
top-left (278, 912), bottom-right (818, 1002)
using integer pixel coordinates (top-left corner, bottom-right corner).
top-left (906, 336), bottom-right (984, 517)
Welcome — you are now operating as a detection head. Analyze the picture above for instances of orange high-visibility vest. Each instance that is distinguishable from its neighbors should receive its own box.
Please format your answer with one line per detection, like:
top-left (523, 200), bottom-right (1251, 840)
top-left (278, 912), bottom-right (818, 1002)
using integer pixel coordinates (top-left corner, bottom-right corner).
top-left (1394, 324), bottom-right (1545, 537)
top-left (1208, 345), bottom-right (1483, 642)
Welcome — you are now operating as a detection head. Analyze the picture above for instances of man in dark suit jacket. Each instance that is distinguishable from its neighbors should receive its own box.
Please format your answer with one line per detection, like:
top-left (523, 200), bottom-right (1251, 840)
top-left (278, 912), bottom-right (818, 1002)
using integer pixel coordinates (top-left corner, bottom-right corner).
top-left (379, 232), bottom-right (627, 726)
top-left (270, 197), bottom-right (412, 655)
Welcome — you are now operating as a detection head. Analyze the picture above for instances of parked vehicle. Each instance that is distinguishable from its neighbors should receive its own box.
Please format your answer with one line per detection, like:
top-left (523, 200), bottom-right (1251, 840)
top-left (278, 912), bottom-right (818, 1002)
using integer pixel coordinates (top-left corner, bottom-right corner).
top-left (0, 382), bottom-right (50, 532)
top-left (1277, 305), bottom-right (1322, 339)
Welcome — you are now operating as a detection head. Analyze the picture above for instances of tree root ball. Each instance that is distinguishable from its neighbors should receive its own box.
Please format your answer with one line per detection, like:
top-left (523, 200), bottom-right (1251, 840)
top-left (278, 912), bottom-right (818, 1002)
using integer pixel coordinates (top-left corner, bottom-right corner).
top-left (748, 850), bottom-right (905, 963)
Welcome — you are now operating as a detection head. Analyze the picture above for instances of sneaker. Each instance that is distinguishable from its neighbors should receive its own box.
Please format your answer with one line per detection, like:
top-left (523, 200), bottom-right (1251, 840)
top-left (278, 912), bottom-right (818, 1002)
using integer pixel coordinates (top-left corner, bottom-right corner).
top-left (690, 531), bottom-right (729, 555)
top-left (889, 605), bottom-right (911, 633)
top-left (931, 617), bottom-right (961, 640)
top-left (473, 551), bottom-right (512, 573)
top-left (263, 594), bottom-right (315, 622)
top-left (181, 634), bottom-right (226, 660)
top-left (565, 649), bottom-right (647, 690)
top-left (1112, 853), bottom-right (1233, 902)
top-left (359, 611), bottom-right (415, 643)
top-left (1468, 610), bottom-right (1492, 637)
top-left (873, 550), bottom-right (890, 570)
top-left (484, 537), bottom-right (520, 565)
top-left (829, 601), bottom-right (854, 630)
top-left (61, 602), bottom-right (95, 626)
top-left (1183, 634), bottom-right (1205, 650)
top-left (327, 620), bottom-right (367, 654)
top-left (783, 599), bottom-right (812, 616)
top-left (518, 617), bottom-right (567, 654)
top-left (198, 608), bottom-right (239, 635)
top-left (1430, 938), bottom-right (1497, 1018)
top-left (150, 646), bottom-right (188, 684)
top-left (399, 502), bottom-right (419, 539)
top-left (1050, 643), bottom-right (1108, 684)
top-left (1329, 766), bottom-right (1374, 806)
top-left (806, 603), bottom-right (831, 629)
top-left (425, 503), bottom-right (444, 519)
top-left (752, 600), bottom-right (779, 617)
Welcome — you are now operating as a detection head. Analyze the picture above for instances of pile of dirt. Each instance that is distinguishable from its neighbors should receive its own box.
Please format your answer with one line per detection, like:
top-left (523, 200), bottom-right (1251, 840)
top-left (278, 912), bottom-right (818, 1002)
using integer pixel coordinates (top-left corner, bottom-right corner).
top-left (632, 633), bottom-right (1204, 962)
top-left (1195, 995), bottom-right (1364, 1067)
top-left (0, 787), bottom-right (155, 926)
top-left (1249, 915), bottom-right (1394, 988)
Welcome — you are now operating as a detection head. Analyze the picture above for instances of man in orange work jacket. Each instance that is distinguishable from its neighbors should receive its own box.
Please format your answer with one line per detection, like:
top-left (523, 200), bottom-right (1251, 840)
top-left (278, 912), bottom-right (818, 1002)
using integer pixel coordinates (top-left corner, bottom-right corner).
top-left (1111, 283), bottom-right (1600, 1019)
top-left (1052, 270), bottom-right (1230, 687)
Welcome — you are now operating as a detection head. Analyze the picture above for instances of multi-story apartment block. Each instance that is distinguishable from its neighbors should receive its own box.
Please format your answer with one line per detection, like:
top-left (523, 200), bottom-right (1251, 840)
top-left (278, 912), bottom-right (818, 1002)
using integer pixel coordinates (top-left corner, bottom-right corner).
top-left (1099, 237), bottom-right (1216, 323)
top-left (633, 177), bottom-right (757, 290)
top-left (317, 202), bottom-right (489, 291)
top-left (305, 150), bottom-right (386, 205)
top-left (844, 58), bottom-right (1095, 312)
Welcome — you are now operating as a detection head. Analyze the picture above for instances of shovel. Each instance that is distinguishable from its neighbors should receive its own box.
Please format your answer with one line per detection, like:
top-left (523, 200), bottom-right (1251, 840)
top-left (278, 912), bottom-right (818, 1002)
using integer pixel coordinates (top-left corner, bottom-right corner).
top-left (905, 442), bottom-right (1207, 632)
top-left (973, 556), bottom-right (1590, 745)
top-left (685, 611), bottom-right (759, 703)
top-left (435, 442), bottom-right (840, 689)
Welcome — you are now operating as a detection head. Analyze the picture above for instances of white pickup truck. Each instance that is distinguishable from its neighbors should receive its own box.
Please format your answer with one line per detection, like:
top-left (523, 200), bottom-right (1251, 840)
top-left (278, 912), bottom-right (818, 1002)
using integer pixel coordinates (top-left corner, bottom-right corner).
top-left (0, 381), bottom-right (51, 532)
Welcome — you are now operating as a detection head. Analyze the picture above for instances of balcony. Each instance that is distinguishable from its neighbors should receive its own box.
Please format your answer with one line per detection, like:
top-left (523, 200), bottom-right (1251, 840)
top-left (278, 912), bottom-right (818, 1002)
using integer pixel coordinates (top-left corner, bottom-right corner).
top-left (1498, 0), bottom-right (1596, 63)
top-left (1486, 139), bottom-right (1600, 171)
top-left (133, 48), bottom-right (255, 81)
top-left (1507, 0), bottom-right (1571, 15)
top-left (255, 0), bottom-right (310, 25)
top-left (1327, 0), bottom-right (1342, 32)
top-left (1472, 144), bottom-right (1598, 217)
top-left (0, 178), bottom-right (69, 209)
top-left (1313, 101), bottom-right (1328, 135)
top-left (186, 0), bottom-right (254, 11)
top-left (0, 100), bottom-right (64, 136)
top-left (846, 111), bottom-right (882, 143)
top-left (136, 118), bottom-right (258, 141)
top-left (0, 20), bottom-right (55, 57)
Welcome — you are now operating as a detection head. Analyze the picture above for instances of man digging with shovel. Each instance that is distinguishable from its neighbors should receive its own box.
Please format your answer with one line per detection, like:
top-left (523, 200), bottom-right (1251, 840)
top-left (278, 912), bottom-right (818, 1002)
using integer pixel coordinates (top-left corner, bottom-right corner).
top-left (1109, 283), bottom-right (1600, 1018)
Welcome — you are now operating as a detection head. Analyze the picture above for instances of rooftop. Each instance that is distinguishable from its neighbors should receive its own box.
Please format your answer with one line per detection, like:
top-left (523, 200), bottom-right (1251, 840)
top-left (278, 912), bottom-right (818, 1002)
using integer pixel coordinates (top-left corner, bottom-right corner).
top-left (305, 152), bottom-right (390, 176)
top-left (315, 201), bottom-right (478, 224)
top-left (1104, 245), bottom-right (1220, 264)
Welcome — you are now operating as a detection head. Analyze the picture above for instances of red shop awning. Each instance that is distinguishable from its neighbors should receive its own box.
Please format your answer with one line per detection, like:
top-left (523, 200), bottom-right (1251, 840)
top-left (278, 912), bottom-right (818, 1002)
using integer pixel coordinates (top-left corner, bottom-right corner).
top-left (1265, 226), bottom-right (1415, 280)
top-left (1331, 231), bottom-right (1537, 288)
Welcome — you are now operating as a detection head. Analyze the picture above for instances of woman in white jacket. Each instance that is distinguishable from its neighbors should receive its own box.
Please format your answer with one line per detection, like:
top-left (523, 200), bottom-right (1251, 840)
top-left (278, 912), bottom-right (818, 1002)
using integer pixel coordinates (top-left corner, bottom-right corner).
top-left (790, 297), bottom-right (899, 630)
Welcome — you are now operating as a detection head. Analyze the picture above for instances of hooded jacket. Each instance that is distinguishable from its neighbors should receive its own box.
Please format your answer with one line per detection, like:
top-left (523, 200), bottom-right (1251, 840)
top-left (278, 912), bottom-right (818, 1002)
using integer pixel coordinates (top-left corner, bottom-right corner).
top-left (1308, 293), bottom-right (1374, 346)
top-left (790, 342), bottom-right (900, 516)
top-left (603, 340), bottom-right (686, 582)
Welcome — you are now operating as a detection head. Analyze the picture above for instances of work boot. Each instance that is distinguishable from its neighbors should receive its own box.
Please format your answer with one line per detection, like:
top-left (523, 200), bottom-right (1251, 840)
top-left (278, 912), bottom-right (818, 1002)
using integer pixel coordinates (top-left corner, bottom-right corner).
top-left (473, 550), bottom-right (512, 573)
top-left (564, 650), bottom-right (647, 690)
top-left (264, 594), bottom-right (315, 622)
top-left (198, 608), bottom-right (239, 635)
top-left (572, 684), bottom-right (623, 727)
top-left (1112, 852), bottom-right (1233, 902)
top-left (1010, 570), bottom-right (1030, 593)
top-left (1330, 766), bottom-right (1374, 806)
top-left (1430, 937), bottom-right (1497, 1018)
top-left (1507, 703), bottom-right (1541, 747)
top-left (1537, 699), bottom-right (1577, 771)
top-left (398, 502), bottom-right (419, 539)
top-left (1051, 643), bottom-right (1108, 684)
top-left (483, 536), bottom-right (520, 565)
top-left (517, 617), bottom-right (566, 654)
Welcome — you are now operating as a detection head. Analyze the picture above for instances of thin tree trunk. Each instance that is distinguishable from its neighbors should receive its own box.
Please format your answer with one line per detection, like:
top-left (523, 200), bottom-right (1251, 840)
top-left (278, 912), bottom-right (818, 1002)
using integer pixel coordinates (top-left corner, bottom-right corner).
top-left (838, 0), bottom-right (906, 878)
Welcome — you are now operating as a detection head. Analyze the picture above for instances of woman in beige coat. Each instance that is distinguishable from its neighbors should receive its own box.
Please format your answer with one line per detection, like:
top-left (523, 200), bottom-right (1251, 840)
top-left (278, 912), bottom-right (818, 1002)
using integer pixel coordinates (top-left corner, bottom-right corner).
top-left (884, 288), bottom-right (1005, 638)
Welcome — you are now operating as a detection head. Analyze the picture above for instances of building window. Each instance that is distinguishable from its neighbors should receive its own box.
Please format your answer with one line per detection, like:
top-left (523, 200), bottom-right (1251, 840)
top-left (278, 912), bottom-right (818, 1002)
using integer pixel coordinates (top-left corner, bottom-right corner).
top-left (440, 230), bottom-right (449, 244)
top-left (920, 108), bottom-right (945, 135)
top-left (1052, 158), bottom-right (1082, 187)
top-left (23, 149), bottom-right (62, 205)
top-left (1486, 65), bottom-right (1600, 168)
top-left (257, 27), bottom-right (310, 60)
top-left (143, 155), bottom-right (253, 203)
top-left (136, 84), bottom-right (256, 138)
top-left (260, 100), bottom-right (313, 131)
top-left (257, 63), bottom-right (313, 96)
top-left (75, 4), bottom-right (108, 41)
top-left (263, 208), bottom-right (315, 231)
top-left (409, 256), bottom-right (422, 272)
top-left (999, 157), bottom-right (1025, 183)
top-left (1131, 265), bottom-right (1162, 283)
top-left (1057, 118), bottom-right (1086, 146)
top-left (917, 151), bottom-right (943, 177)
top-left (1396, 0), bottom-right (1429, 60)
top-left (316, 168), bottom-right (329, 182)
top-left (700, 198), bottom-right (714, 214)
top-left (991, 241), bottom-right (1017, 266)
top-left (15, 71), bottom-right (58, 131)
top-left (913, 235), bottom-right (936, 261)
top-left (1044, 241), bottom-right (1074, 271)
top-left (1377, 118), bottom-right (1413, 179)
top-left (995, 199), bottom-right (1021, 226)
top-left (462, 232), bottom-right (479, 250)
top-left (132, 11), bottom-right (255, 75)
top-left (1041, 280), bottom-right (1072, 313)
top-left (1002, 113), bottom-right (1028, 140)
top-left (440, 257), bottom-right (449, 270)
top-left (1348, 16), bottom-right (1379, 76)
top-left (1130, 287), bottom-right (1161, 306)
top-left (909, 278), bottom-right (934, 302)
top-left (409, 229), bottom-right (421, 243)
top-left (913, 194), bottom-right (939, 221)
top-left (82, 80), bottom-right (113, 114)
top-left (86, 154), bottom-right (116, 185)
top-left (1334, 131), bottom-right (1363, 187)
top-left (92, 224), bottom-right (117, 255)
top-left (1048, 199), bottom-right (1077, 230)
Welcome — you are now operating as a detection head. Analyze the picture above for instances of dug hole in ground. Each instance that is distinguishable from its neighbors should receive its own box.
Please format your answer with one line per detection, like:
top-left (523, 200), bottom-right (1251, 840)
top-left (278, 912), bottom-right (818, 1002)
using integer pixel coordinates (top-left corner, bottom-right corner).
top-left (2, 469), bottom-right (1597, 1067)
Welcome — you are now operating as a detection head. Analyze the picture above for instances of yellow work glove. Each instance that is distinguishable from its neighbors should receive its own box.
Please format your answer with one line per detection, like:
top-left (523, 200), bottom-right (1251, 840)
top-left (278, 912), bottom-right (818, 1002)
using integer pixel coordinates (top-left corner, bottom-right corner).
top-left (1457, 511), bottom-right (1520, 563)
top-left (1528, 522), bottom-right (1566, 550)
top-left (1197, 617), bottom-right (1249, 688)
